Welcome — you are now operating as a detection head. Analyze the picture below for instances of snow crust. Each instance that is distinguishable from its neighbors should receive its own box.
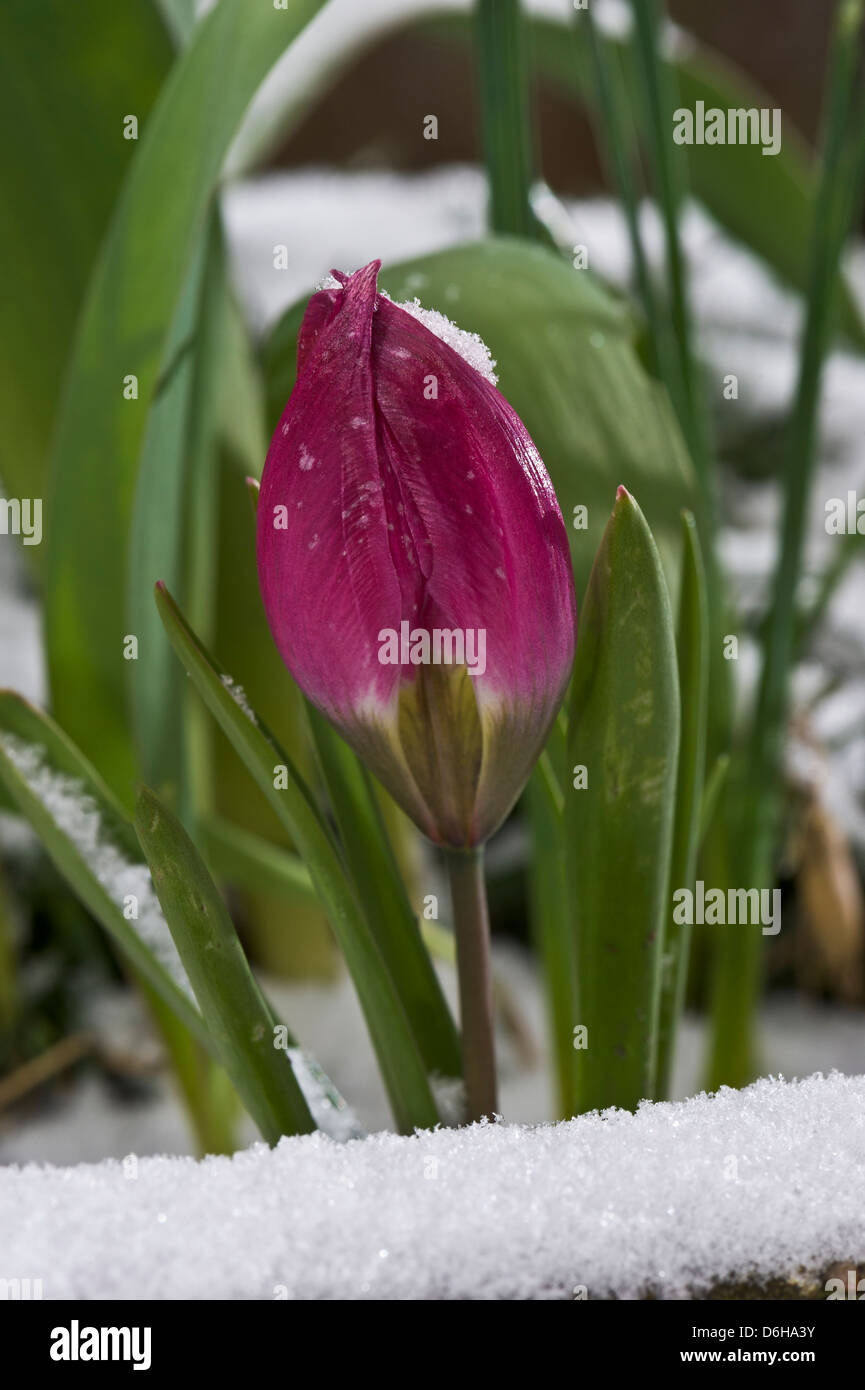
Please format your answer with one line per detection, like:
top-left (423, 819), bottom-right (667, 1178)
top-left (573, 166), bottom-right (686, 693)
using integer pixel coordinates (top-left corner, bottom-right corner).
top-left (2, 1074), bottom-right (863, 1300)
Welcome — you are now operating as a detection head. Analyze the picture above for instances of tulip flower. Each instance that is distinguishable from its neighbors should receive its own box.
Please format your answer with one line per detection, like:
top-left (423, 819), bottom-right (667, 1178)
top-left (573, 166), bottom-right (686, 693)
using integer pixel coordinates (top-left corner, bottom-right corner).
top-left (257, 261), bottom-right (575, 845)
top-left (257, 260), bottom-right (576, 1120)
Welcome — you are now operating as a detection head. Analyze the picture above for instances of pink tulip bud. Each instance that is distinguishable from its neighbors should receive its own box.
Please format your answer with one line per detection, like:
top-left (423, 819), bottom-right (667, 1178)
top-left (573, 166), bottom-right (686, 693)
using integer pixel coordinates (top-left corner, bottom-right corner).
top-left (257, 261), bottom-right (576, 847)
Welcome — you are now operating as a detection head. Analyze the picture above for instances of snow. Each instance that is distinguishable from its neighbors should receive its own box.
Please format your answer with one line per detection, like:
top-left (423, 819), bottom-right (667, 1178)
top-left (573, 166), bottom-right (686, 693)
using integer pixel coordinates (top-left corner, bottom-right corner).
top-left (219, 674), bottom-right (257, 724)
top-left (0, 734), bottom-right (193, 999)
top-left (1, 1073), bottom-right (862, 1300)
top-left (390, 294), bottom-right (498, 385)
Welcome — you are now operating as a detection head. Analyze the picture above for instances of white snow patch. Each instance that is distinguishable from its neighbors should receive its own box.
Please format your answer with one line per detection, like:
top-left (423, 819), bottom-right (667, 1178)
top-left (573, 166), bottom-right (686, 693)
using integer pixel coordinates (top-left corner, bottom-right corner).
top-left (219, 675), bottom-right (257, 725)
top-left (390, 294), bottom-right (498, 385)
top-left (0, 734), bottom-right (193, 999)
top-left (1, 1074), bottom-right (863, 1300)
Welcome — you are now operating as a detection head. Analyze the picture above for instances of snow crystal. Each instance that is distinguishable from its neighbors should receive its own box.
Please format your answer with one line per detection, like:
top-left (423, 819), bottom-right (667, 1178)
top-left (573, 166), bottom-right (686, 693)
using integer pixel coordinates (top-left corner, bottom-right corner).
top-left (389, 294), bottom-right (498, 386)
top-left (219, 675), bottom-right (257, 725)
top-left (0, 734), bottom-right (193, 998)
top-left (1, 1073), bottom-right (863, 1300)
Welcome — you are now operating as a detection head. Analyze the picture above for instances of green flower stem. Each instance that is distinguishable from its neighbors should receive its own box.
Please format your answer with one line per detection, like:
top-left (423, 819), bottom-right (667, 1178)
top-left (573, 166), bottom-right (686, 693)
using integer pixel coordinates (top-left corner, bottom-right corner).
top-left (475, 0), bottom-right (537, 239)
top-left (445, 846), bottom-right (498, 1121)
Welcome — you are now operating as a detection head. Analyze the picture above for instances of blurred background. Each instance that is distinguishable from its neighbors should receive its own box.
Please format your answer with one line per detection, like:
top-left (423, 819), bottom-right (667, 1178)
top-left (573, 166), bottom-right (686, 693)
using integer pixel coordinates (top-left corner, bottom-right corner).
top-left (0, 0), bottom-right (863, 1161)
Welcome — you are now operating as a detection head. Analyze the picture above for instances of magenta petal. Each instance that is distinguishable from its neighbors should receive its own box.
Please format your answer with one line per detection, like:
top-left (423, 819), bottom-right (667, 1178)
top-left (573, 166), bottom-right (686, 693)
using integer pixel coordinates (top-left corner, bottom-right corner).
top-left (257, 261), bottom-right (577, 846)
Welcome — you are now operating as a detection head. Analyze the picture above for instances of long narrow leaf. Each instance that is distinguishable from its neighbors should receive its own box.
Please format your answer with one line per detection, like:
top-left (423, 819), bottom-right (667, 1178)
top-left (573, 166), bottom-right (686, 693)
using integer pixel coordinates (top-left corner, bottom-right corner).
top-left (527, 757), bottom-right (577, 1118)
top-left (135, 785), bottom-right (316, 1143)
top-left (566, 489), bottom-right (680, 1112)
top-left (154, 583), bottom-right (441, 1133)
top-left (656, 512), bottom-right (709, 1098)
top-left (0, 0), bottom-right (172, 509)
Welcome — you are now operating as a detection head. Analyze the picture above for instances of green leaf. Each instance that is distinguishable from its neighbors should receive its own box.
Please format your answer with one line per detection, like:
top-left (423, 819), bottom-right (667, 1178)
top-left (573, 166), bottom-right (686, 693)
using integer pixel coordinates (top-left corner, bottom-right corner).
top-left (475, 0), bottom-right (537, 239)
top-left (44, 0), bottom-right (327, 801)
top-left (264, 239), bottom-right (697, 606)
top-left (199, 815), bottom-right (317, 905)
top-left (127, 220), bottom-right (209, 798)
top-left (0, 690), bottom-right (206, 1046)
top-left (566, 488), bottom-right (680, 1112)
top-left (527, 744), bottom-right (578, 1119)
top-left (656, 512), bottom-right (709, 1099)
top-left (305, 704), bottom-right (462, 1080)
top-left (141, 984), bottom-right (239, 1157)
top-left (154, 0), bottom-right (198, 47)
top-left (154, 583), bottom-right (441, 1133)
top-left (698, 753), bottom-right (730, 850)
top-left (0, 0), bottom-right (172, 509)
top-left (134, 785), bottom-right (317, 1143)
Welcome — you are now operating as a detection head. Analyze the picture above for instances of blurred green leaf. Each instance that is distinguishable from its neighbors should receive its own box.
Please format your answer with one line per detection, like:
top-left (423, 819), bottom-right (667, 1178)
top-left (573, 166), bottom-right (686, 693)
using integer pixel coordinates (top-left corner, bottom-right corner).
top-left (155, 0), bottom-right (197, 46)
top-left (155, 582), bottom-right (441, 1133)
top-left (0, 0), bottom-right (172, 511)
top-left (698, 752), bottom-right (730, 850)
top-left (264, 239), bottom-right (697, 606)
top-left (135, 785), bottom-right (317, 1143)
top-left (566, 489), bottom-right (680, 1112)
top-left (44, 0), bottom-right (327, 802)
top-left (657, 512), bottom-right (709, 1099)
top-left (127, 223), bottom-right (208, 799)
top-left (200, 815), bottom-right (317, 904)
